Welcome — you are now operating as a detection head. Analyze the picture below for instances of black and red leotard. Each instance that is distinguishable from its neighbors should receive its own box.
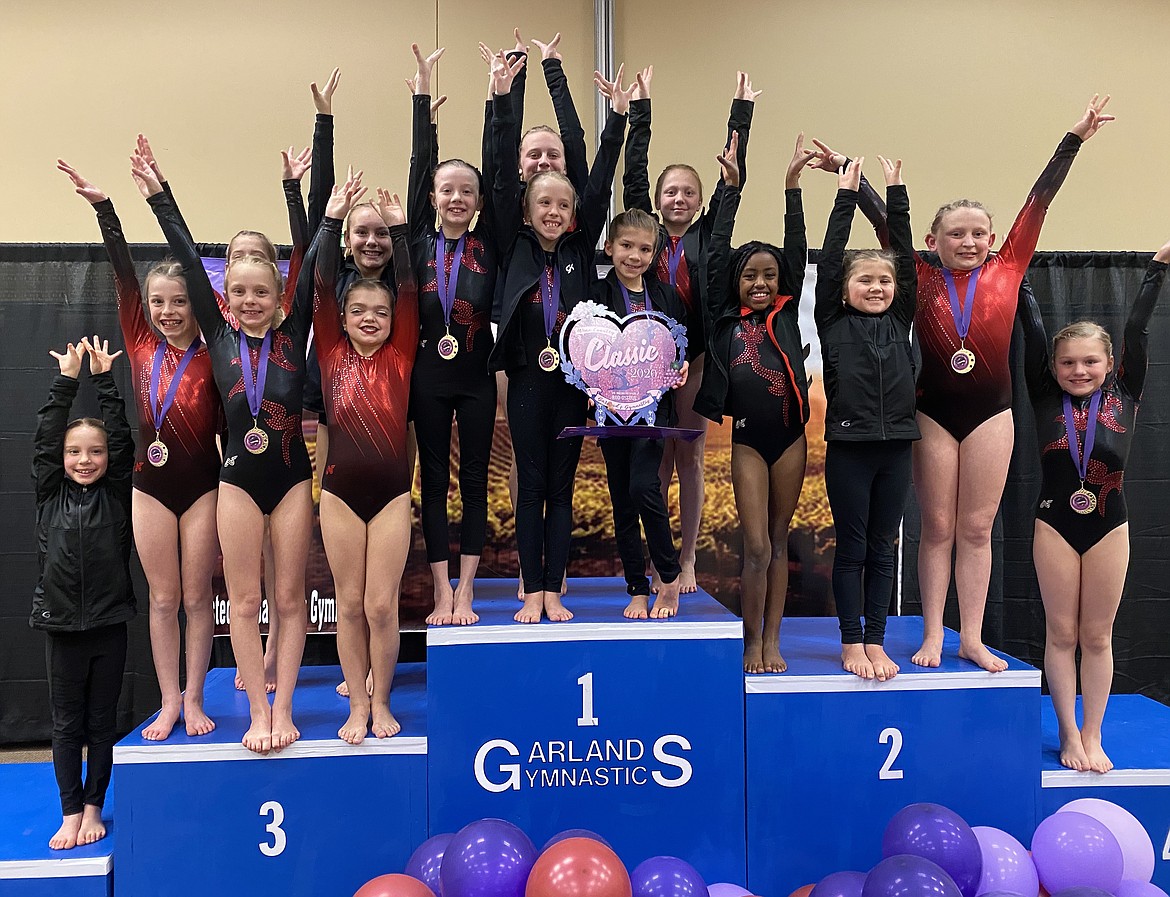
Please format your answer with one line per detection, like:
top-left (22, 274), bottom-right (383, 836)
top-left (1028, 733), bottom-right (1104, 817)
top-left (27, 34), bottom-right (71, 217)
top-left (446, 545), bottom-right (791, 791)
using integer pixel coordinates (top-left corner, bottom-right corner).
top-left (857, 133), bottom-right (1084, 441)
top-left (93, 198), bottom-right (221, 517)
top-left (1019, 261), bottom-right (1167, 554)
top-left (313, 218), bottom-right (419, 524)
top-left (148, 192), bottom-right (314, 516)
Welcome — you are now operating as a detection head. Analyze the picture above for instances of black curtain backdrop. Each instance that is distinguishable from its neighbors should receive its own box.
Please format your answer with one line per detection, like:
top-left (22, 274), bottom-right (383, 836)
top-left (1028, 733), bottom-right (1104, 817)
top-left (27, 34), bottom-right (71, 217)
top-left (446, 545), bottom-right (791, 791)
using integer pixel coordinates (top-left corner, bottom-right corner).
top-left (2, 245), bottom-right (1167, 743)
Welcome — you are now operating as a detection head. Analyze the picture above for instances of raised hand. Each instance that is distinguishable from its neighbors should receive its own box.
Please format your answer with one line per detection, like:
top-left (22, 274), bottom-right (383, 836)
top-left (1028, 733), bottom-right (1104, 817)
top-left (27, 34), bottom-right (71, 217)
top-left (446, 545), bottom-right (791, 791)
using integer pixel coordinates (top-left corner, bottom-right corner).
top-left (281, 145), bottom-right (312, 181)
top-left (717, 131), bottom-right (741, 188)
top-left (377, 189), bottom-right (405, 227)
top-left (311, 68), bottom-right (341, 115)
top-left (49, 341), bottom-right (87, 379)
top-left (631, 64), bottom-right (653, 100)
top-left (411, 44), bottom-right (445, 97)
top-left (877, 154), bottom-right (903, 187)
top-left (136, 134), bottom-right (167, 183)
top-left (57, 160), bottom-right (108, 204)
top-left (594, 64), bottom-right (633, 116)
top-left (1070, 93), bottom-right (1114, 141)
top-left (129, 151), bottom-right (163, 199)
top-left (839, 156), bottom-right (863, 192)
top-left (325, 168), bottom-right (366, 220)
top-left (492, 50), bottom-right (526, 95)
top-left (83, 335), bottom-right (123, 374)
top-left (809, 138), bottom-right (847, 174)
top-left (1154, 239), bottom-right (1170, 264)
top-left (403, 73), bottom-right (446, 116)
top-left (532, 32), bottom-right (562, 61)
top-left (735, 71), bottom-right (762, 102)
top-left (785, 132), bottom-right (815, 189)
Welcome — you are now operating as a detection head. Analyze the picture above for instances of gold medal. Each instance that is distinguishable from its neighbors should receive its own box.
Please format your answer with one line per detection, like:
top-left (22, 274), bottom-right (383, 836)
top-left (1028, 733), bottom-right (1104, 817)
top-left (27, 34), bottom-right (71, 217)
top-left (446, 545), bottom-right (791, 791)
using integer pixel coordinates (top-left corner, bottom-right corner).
top-left (244, 421), bottom-right (269, 455)
top-left (950, 346), bottom-right (976, 375)
top-left (1070, 487), bottom-right (1097, 515)
top-left (437, 331), bottom-right (459, 361)
top-left (538, 343), bottom-right (560, 372)
top-left (147, 437), bottom-right (169, 468)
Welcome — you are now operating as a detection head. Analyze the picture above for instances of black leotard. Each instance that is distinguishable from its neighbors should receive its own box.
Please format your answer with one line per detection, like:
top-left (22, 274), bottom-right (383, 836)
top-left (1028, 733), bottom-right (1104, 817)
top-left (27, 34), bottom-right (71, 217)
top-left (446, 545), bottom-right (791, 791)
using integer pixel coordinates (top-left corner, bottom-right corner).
top-left (148, 192), bottom-right (314, 516)
top-left (1020, 260), bottom-right (1167, 554)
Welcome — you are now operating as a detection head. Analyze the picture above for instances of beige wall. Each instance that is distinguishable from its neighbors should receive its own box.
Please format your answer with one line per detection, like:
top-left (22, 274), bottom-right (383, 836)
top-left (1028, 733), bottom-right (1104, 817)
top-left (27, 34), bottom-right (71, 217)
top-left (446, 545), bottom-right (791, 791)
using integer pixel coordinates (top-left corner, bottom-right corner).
top-left (5, 1), bottom-right (1170, 248)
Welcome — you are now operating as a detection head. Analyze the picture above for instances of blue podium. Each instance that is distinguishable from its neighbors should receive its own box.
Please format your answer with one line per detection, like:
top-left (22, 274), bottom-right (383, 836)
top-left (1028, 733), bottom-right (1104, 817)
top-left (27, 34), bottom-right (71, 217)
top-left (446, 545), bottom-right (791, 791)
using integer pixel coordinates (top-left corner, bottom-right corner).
top-left (113, 664), bottom-right (428, 897)
top-left (1039, 695), bottom-right (1170, 891)
top-left (0, 763), bottom-right (112, 897)
top-left (745, 617), bottom-right (1040, 895)
top-left (426, 579), bottom-right (746, 884)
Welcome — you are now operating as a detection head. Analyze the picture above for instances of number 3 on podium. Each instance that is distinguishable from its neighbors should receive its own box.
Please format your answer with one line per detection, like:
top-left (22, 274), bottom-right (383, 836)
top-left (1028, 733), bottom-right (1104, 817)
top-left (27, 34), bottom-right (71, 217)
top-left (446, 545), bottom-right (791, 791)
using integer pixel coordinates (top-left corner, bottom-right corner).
top-left (259, 800), bottom-right (287, 856)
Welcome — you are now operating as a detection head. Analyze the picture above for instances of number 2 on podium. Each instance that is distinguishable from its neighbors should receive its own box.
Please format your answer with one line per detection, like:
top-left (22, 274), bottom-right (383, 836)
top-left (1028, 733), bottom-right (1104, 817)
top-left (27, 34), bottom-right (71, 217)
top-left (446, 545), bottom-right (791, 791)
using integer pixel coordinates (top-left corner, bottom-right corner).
top-left (577, 672), bottom-right (599, 727)
top-left (259, 800), bottom-right (287, 857)
top-left (879, 727), bottom-right (905, 780)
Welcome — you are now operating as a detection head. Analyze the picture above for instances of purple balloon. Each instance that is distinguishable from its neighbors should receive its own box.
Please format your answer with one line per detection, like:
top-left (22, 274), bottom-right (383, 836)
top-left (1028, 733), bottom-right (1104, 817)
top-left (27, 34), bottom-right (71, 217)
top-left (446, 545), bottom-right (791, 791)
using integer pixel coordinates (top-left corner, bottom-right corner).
top-left (707, 885), bottom-right (753, 897)
top-left (979, 892), bottom-right (1025, 897)
top-left (863, 854), bottom-right (963, 897)
top-left (1031, 812), bottom-right (1123, 896)
top-left (883, 805), bottom-right (983, 897)
top-left (1060, 799), bottom-right (1156, 883)
top-left (1050, 889), bottom-right (1114, 897)
top-left (631, 856), bottom-right (708, 897)
top-left (811, 871), bottom-right (867, 897)
top-left (439, 818), bottom-right (536, 897)
top-left (1117, 881), bottom-right (1170, 897)
top-left (404, 833), bottom-right (453, 897)
top-left (542, 829), bottom-right (613, 852)
top-left (972, 827), bottom-right (1039, 897)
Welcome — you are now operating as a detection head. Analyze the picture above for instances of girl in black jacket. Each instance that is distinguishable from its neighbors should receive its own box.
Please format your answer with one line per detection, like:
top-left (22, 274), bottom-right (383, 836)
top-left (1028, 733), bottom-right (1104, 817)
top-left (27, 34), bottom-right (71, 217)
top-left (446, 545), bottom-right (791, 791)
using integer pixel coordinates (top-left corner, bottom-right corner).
top-left (33, 337), bottom-right (133, 851)
top-left (814, 157), bottom-right (917, 682)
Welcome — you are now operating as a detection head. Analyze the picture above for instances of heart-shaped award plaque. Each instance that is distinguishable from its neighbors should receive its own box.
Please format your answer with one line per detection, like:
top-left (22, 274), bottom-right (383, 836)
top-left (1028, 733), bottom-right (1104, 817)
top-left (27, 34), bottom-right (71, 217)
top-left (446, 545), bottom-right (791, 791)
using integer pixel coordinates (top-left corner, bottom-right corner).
top-left (559, 300), bottom-right (688, 428)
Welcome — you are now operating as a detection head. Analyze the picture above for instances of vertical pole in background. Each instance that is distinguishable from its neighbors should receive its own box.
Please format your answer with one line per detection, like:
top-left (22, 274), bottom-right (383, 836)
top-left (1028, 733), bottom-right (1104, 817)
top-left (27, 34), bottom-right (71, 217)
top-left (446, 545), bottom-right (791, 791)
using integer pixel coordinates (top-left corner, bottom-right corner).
top-left (595, 0), bottom-right (615, 245)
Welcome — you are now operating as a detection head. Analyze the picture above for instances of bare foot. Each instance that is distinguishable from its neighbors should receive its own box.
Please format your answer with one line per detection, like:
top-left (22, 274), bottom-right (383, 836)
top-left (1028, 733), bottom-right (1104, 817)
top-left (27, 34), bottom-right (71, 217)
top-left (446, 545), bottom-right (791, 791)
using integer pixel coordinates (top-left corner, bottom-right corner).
top-left (762, 644), bottom-right (787, 673)
top-left (624, 594), bottom-right (649, 619)
top-left (77, 805), bottom-right (106, 845)
top-left (235, 671), bottom-right (245, 690)
top-left (49, 813), bottom-right (82, 850)
top-left (911, 634), bottom-right (943, 668)
top-left (371, 705), bottom-right (401, 738)
top-left (743, 640), bottom-right (764, 674)
top-left (1059, 731), bottom-right (1090, 772)
top-left (544, 591), bottom-right (573, 622)
top-left (240, 669), bottom-right (276, 693)
top-left (678, 562), bottom-right (698, 594)
top-left (336, 679), bottom-right (350, 698)
top-left (958, 640), bottom-right (1009, 672)
top-left (262, 654), bottom-right (278, 693)
top-left (650, 580), bottom-right (681, 618)
top-left (142, 700), bottom-right (182, 741)
top-left (183, 694), bottom-right (216, 737)
top-left (427, 579), bottom-right (455, 626)
top-left (650, 567), bottom-right (663, 595)
top-left (338, 705), bottom-right (370, 745)
top-left (560, 576), bottom-right (568, 597)
top-left (518, 578), bottom-right (525, 600)
top-left (842, 643), bottom-right (875, 679)
top-left (242, 708), bottom-right (272, 755)
top-left (865, 644), bottom-right (899, 681)
top-left (1081, 732), bottom-right (1113, 773)
top-left (451, 583), bottom-right (479, 625)
top-left (270, 709), bottom-right (300, 752)
top-left (516, 592), bottom-right (544, 623)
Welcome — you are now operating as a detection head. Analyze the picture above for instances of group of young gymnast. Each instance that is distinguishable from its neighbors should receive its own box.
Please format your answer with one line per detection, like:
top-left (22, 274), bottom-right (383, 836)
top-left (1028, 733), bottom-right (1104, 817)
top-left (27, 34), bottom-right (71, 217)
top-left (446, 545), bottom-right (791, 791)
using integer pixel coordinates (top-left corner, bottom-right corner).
top-left (32, 30), bottom-right (1163, 850)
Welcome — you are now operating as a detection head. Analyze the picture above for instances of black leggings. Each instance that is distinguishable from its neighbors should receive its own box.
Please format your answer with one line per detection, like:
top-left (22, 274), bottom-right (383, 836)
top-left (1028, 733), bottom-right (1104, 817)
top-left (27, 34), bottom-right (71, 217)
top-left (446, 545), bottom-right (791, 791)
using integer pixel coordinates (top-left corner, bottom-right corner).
top-left (600, 437), bottom-right (681, 595)
top-left (507, 369), bottom-right (587, 593)
top-left (413, 373), bottom-right (497, 563)
top-left (825, 440), bottom-right (912, 645)
top-left (46, 622), bottom-right (127, 815)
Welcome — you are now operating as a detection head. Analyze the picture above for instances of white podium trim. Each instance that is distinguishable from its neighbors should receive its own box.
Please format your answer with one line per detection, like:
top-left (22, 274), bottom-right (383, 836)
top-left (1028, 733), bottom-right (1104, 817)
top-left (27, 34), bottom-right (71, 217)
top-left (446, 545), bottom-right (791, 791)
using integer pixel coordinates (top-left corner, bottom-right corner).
top-left (745, 669), bottom-right (1040, 694)
top-left (0, 855), bottom-right (112, 879)
top-left (114, 735), bottom-right (427, 764)
top-left (1042, 768), bottom-right (1170, 787)
top-left (429, 620), bottom-right (743, 646)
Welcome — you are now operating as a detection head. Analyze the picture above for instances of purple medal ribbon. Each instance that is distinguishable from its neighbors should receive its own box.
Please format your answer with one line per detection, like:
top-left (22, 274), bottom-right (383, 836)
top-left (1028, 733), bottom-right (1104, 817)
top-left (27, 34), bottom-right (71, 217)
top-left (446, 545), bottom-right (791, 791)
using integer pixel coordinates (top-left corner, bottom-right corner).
top-left (239, 329), bottom-right (272, 420)
top-left (619, 282), bottom-right (652, 316)
top-left (540, 264), bottom-right (562, 340)
top-left (149, 338), bottom-right (201, 432)
top-left (666, 238), bottom-right (684, 289)
top-left (1063, 389), bottom-right (1101, 482)
top-left (435, 231), bottom-right (466, 329)
top-left (941, 266), bottom-right (982, 342)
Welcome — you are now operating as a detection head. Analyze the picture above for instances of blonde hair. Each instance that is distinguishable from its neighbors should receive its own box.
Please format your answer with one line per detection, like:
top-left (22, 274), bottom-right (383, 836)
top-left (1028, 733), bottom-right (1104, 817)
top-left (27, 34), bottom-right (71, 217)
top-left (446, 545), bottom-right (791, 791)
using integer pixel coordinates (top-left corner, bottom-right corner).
top-left (225, 255), bottom-right (285, 326)
top-left (228, 229), bottom-right (278, 263)
top-left (930, 199), bottom-right (993, 235)
top-left (1052, 320), bottom-right (1113, 359)
top-left (143, 259), bottom-right (186, 297)
top-left (523, 171), bottom-right (578, 219)
top-left (842, 249), bottom-right (897, 297)
top-left (654, 164), bottom-right (704, 206)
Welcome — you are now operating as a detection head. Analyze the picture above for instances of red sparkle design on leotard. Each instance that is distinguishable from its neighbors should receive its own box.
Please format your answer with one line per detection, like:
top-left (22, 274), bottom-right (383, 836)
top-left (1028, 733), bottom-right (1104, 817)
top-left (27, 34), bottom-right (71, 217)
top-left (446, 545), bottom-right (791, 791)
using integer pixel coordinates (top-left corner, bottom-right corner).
top-left (1043, 394), bottom-right (1127, 516)
top-left (422, 234), bottom-right (489, 293)
top-left (452, 298), bottom-right (487, 350)
top-left (527, 280), bottom-right (567, 333)
top-left (259, 397), bottom-right (301, 465)
top-left (731, 318), bottom-right (793, 420)
top-left (655, 236), bottom-right (693, 311)
top-left (1086, 459), bottom-right (1124, 515)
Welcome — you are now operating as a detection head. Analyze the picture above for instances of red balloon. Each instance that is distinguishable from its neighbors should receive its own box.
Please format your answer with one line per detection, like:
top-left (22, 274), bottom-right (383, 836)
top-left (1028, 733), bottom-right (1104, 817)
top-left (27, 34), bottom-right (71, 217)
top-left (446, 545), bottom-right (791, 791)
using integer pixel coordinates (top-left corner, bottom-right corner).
top-left (354, 873), bottom-right (436, 897)
top-left (789, 886), bottom-right (815, 897)
top-left (525, 837), bottom-right (632, 897)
